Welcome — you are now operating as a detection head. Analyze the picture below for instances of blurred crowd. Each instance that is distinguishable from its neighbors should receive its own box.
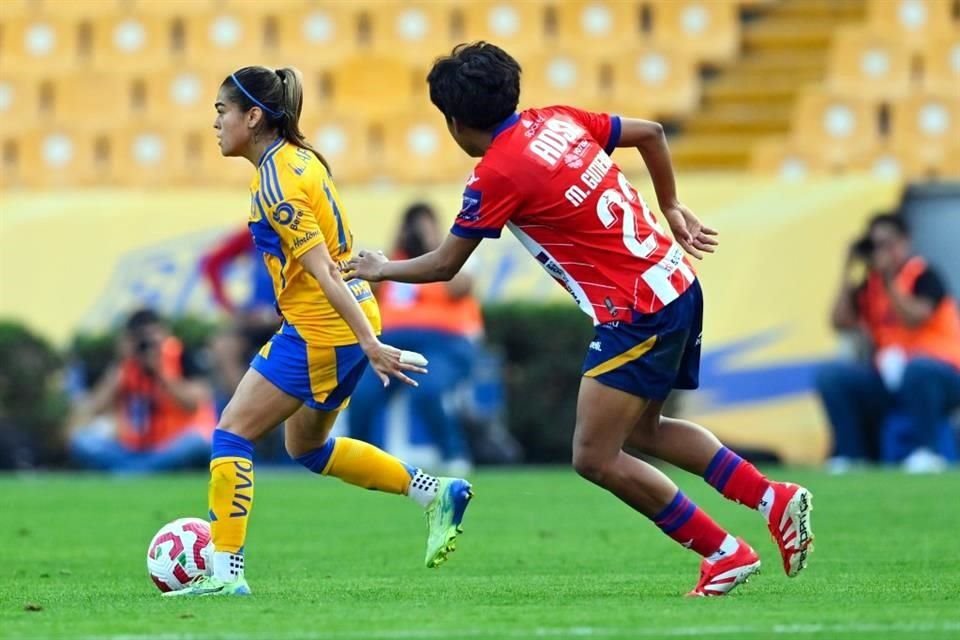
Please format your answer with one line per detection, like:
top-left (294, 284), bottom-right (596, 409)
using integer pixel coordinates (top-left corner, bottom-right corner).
top-left (817, 212), bottom-right (960, 474)
top-left (58, 201), bottom-right (520, 476)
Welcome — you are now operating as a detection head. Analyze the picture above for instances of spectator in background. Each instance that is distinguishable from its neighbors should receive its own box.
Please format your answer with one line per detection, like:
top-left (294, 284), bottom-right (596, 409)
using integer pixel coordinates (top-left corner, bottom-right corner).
top-left (349, 203), bottom-right (483, 475)
top-left (68, 309), bottom-right (216, 472)
top-left (817, 213), bottom-right (960, 474)
top-left (200, 228), bottom-right (280, 413)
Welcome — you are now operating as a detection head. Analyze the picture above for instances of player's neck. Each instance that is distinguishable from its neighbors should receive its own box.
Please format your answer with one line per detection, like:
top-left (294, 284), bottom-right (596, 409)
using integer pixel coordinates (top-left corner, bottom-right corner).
top-left (244, 135), bottom-right (282, 167)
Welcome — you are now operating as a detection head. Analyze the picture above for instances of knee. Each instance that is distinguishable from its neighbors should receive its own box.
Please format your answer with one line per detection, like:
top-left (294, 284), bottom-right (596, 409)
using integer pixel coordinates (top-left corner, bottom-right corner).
top-left (572, 444), bottom-right (614, 485)
top-left (289, 437), bottom-right (335, 473)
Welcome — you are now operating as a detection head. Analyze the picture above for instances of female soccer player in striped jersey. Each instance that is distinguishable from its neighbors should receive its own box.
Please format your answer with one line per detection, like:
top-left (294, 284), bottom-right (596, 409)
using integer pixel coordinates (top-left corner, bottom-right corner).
top-left (349, 43), bottom-right (814, 597)
top-left (168, 66), bottom-right (472, 597)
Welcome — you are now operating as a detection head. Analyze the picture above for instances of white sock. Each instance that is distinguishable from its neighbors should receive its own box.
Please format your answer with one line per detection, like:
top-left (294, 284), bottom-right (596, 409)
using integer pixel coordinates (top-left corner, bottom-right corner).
top-left (407, 469), bottom-right (440, 508)
top-left (758, 486), bottom-right (775, 522)
top-left (212, 551), bottom-right (244, 582)
top-left (705, 535), bottom-right (740, 564)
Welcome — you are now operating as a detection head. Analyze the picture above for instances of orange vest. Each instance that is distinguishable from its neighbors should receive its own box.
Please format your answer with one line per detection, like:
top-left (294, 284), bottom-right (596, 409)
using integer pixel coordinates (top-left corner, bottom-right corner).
top-left (116, 337), bottom-right (216, 451)
top-left (378, 278), bottom-right (483, 338)
top-left (860, 256), bottom-right (960, 370)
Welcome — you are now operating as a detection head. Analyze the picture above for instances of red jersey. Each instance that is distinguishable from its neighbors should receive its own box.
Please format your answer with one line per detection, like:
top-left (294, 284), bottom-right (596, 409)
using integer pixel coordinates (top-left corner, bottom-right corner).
top-left (451, 106), bottom-right (696, 323)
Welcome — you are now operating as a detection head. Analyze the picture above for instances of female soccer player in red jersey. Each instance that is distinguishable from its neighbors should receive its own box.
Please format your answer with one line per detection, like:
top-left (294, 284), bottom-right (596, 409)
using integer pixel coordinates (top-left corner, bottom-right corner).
top-left (349, 43), bottom-right (813, 597)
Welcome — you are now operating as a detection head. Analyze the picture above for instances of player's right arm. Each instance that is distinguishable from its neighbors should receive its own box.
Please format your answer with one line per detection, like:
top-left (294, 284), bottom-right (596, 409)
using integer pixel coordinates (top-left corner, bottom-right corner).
top-left (831, 242), bottom-right (866, 331)
top-left (616, 118), bottom-right (718, 260)
top-left (67, 366), bottom-right (121, 433)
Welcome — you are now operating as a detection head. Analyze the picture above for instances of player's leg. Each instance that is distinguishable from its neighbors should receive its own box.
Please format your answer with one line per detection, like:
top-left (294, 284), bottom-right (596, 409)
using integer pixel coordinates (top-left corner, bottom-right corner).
top-left (290, 343), bottom-right (473, 568)
top-left (165, 367), bottom-right (302, 597)
top-left (573, 378), bottom-right (758, 596)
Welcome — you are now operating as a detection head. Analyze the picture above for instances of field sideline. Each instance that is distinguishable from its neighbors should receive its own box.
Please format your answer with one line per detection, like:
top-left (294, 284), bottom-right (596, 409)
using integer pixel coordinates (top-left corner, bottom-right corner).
top-left (1, 468), bottom-right (958, 640)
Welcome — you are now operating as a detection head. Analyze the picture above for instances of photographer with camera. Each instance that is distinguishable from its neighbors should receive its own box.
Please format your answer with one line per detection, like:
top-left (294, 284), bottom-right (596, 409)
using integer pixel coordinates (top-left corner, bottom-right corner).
top-left (816, 213), bottom-right (960, 474)
top-left (67, 309), bottom-right (217, 473)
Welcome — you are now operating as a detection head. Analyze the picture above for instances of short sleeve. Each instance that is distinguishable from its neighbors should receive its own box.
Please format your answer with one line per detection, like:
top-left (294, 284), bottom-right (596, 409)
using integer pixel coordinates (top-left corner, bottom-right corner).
top-left (548, 105), bottom-right (622, 155)
top-left (450, 165), bottom-right (522, 240)
top-left (265, 190), bottom-right (326, 258)
top-left (912, 267), bottom-right (947, 306)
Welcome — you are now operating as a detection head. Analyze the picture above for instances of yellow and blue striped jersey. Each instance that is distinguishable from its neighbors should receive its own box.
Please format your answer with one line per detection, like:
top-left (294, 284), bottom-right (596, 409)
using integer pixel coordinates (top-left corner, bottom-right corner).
top-left (248, 138), bottom-right (381, 346)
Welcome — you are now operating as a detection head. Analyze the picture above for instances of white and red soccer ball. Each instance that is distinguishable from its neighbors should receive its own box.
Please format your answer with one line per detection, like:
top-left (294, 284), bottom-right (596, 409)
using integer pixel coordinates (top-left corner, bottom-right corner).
top-left (146, 517), bottom-right (213, 593)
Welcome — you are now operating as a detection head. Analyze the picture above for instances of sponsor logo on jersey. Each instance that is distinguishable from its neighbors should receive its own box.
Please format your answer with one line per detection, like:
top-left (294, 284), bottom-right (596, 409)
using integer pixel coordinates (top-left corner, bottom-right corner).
top-left (293, 230), bottom-right (320, 250)
top-left (589, 340), bottom-right (602, 352)
top-left (273, 202), bottom-right (296, 225)
top-left (458, 187), bottom-right (482, 222)
top-left (466, 171), bottom-right (480, 186)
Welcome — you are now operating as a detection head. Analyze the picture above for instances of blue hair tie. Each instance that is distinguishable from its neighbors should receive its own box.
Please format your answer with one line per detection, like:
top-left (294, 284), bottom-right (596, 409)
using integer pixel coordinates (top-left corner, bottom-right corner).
top-left (231, 73), bottom-right (282, 120)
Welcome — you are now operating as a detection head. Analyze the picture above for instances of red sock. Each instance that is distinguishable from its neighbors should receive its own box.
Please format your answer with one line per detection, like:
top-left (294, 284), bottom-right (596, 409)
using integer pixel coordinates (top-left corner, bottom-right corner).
top-left (704, 447), bottom-right (770, 509)
top-left (652, 491), bottom-right (728, 558)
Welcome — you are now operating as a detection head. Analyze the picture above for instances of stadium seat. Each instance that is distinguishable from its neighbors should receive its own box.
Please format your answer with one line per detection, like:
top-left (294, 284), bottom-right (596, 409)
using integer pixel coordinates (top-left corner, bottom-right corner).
top-left (369, 2), bottom-right (460, 63)
top-left (303, 114), bottom-right (374, 185)
top-left (890, 92), bottom-right (960, 174)
top-left (274, 3), bottom-right (358, 67)
top-left (923, 34), bottom-right (960, 93)
top-left (377, 112), bottom-right (473, 184)
top-left (792, 90), bottom-right (880, 169)
top-left (0, 74), bottom-right (40, 134)
top-left (6, 127), bottom-right (99, 187)
top-left (461, 1), bottom-right (549, 59)
top-left (521, 50), bottom-right (608, 113)
top-left (555, 1), bottom-right (646, 50)
top-left (867, 0), bottom-right (956, 53)
top-left (827, 27), bottom-right (912, 100)
top-left (606, 46), bottom-right (699, 118)
top-left (136, 68), bottom-right (226, 131)
top-left (46, 73), bottom-right (131, 129)
top-left (329, 55), bottom-right (420, 118)
top-left (182, 10), bottom-right (271, 65)
top-left (749, 136), bottom-right (820, 179)
top-left (0, 17), bottom-right (82, 72)
top-left (649, 0), bottom-right (740, 64)
top-left (90, 14), bottom-right (170, 72)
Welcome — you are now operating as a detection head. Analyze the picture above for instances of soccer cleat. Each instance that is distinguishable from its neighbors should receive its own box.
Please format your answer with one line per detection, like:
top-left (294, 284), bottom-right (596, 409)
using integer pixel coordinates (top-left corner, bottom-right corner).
top-left (162, 574), bottom-right (251, 597)
top-left (765, 482), bottom-right (814, 577)
top-left (687, 538), bottom-right (761, 597)
top-left (424, 477), bottom-right (473, 568)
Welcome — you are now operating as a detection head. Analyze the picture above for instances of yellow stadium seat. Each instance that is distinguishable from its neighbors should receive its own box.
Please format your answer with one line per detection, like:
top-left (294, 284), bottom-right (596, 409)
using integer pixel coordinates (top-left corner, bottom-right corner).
top-left (136, 68), bottom-right (227, 130)
top-left (299, 113), bottom-right (374, 185)
top-left (521, 50), bottom-right (608, 113)
top-left (750, 136), bottom-right (821, 178)
top-left (0, 17), bottom-right (82, 72)
top-left (555, 0), bottom-right (646, 49)
top-left (606, 46), bottom-right (699, 118)
top-left (36, 0), bottom-right (125, 18)
top-left (924, 34), bottom-right (960, 93)
top-left (274, 3), bottom-right (358, 68)
top-left (461, 1), bottom-right (550, 60)
top-left (368, 2), bottom-right (460, 64)
top-left (827, 27), bottom-right (913, 100)
top-left (792, 90), bottom-right (880, 169)
top-left (6, 128), bottom-right (99, 188)
top-left (120, 0), bottom-right (218, 17)
top-left (182, 10), bottom-right (271, 66)
top-left (46, 73), bottom-right (131, 129)
top-left (89, 14), bottom-right (170, 72)
top-left (377, 112), bottom-right (473, 184)
top-left (328, 55), bottom-right (419, 118)
top-left (891, 92), bottom-right (960, 173)
top-left (650, 0), bottom-right (740, 63)
top-left (0, 74), bottom-right (41, 134)
top-left (867, 0), bottom-right (956, 53)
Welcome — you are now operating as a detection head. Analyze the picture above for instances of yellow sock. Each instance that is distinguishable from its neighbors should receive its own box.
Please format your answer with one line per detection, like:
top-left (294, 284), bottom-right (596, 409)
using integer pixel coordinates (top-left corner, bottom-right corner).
top-left (321, 437), bottom-right (414, 494)
top-left (208, 456), bottom-right (254, 553)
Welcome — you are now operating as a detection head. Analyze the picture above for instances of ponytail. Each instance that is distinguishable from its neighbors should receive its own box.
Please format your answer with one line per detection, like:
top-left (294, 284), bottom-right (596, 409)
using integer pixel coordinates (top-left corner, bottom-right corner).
top-left (222, 65), bottom-right (332, 175)
top-left (275, 67), bottom-right (331, 174)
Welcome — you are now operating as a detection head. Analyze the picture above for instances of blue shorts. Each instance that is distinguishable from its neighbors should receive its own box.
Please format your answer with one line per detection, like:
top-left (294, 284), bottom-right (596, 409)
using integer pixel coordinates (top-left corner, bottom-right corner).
top-left (582, 280), bottom-right (703, 401)
top-left (250, 323), bottom-right (368, 411)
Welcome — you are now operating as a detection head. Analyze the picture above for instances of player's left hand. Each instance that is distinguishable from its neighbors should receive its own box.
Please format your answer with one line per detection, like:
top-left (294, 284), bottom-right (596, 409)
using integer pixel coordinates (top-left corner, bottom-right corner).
top-left (344, 250), bottom-right (388, 282)
top-left (662, 203), bottom-right (718, 260)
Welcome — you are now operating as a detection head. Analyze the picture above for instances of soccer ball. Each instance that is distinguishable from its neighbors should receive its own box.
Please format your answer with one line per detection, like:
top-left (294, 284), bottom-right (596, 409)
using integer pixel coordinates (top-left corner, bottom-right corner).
top-left (146, 517), bottom-right (213, 593)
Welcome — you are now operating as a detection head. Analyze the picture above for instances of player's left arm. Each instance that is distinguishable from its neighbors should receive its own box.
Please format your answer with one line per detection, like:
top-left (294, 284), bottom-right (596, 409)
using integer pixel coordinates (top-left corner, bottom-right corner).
top-left (347, 234), bottom-right (481, 284)
top-left (616, 118), bottom-right (718, 259)
top-left (885, 267), bottom-right (944, 327)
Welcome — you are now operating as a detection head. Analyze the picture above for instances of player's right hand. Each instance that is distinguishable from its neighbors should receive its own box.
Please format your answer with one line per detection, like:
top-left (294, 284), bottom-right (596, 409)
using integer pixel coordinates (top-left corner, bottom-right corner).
top-left (662, 203), bottom-right (719, 260)
top-left (363, 340), bottom-right (428, 387)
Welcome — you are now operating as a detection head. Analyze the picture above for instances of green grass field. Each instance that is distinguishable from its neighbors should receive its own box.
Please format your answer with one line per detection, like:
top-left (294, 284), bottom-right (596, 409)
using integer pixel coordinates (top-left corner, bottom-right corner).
top-left (1, 468), bottom-right (958, 640)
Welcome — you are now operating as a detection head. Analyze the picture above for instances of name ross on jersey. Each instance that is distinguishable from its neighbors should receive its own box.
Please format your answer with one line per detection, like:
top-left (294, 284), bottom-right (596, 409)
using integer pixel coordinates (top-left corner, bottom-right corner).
top-left (528, 118), bottom-right (587, 167)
